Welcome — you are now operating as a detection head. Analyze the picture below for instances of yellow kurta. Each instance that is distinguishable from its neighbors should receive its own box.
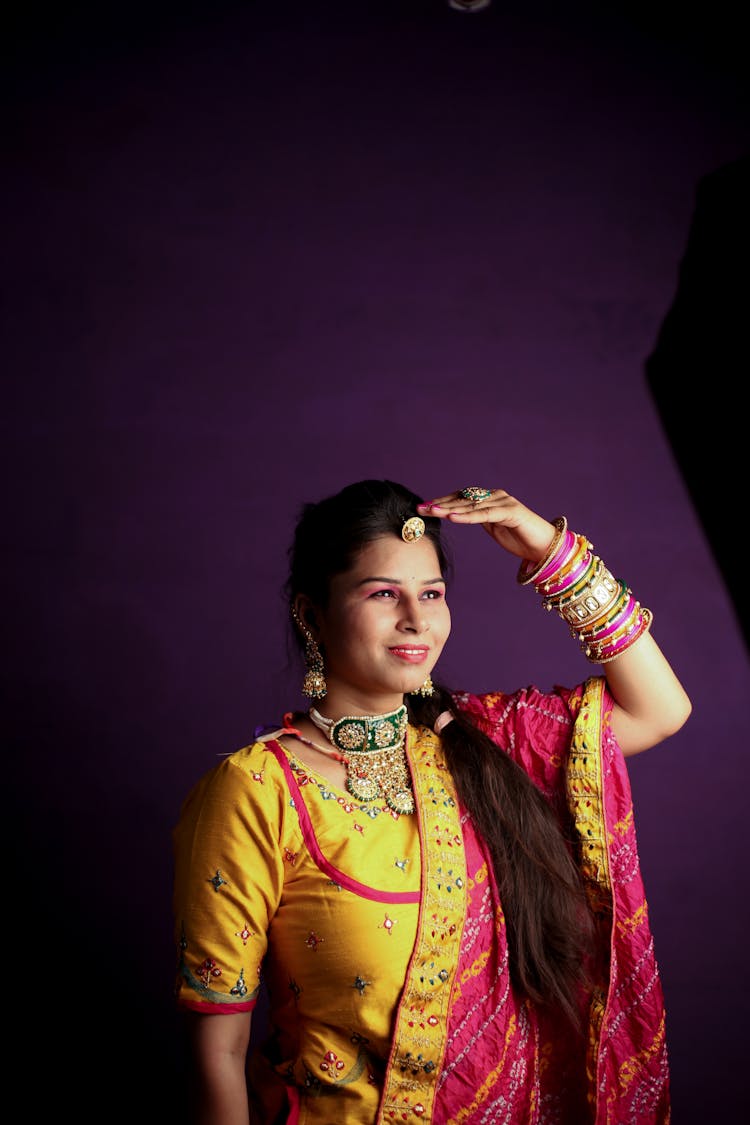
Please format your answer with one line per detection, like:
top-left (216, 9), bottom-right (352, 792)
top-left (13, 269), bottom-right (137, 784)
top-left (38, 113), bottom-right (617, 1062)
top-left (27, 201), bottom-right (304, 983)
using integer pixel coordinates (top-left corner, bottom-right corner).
top-left (174, 681), bottom-right (670, 1124)
top-left (174, 729), bottom-right (432, 1121)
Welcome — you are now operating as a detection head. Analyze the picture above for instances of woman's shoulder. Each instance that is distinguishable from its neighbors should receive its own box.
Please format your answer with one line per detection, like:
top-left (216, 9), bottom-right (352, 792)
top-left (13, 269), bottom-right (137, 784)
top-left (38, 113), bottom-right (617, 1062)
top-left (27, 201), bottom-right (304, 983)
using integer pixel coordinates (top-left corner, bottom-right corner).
top-left (177, 735), bottom-right (291, 816)
top-left (452, 678), bottom-right (606, 751)
top-left (452, 683), bottom-right (575, 726)
top-left (225, 732), bottom-right (288, 773)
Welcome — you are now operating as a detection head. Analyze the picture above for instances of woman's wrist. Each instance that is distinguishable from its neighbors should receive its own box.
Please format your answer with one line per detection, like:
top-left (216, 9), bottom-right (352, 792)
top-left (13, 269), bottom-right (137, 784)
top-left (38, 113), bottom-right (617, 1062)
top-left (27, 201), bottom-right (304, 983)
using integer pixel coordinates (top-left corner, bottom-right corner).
top-left (517, 517), bottom-right (568, 585)
top-left (519, 519), bottom-right (653, 663)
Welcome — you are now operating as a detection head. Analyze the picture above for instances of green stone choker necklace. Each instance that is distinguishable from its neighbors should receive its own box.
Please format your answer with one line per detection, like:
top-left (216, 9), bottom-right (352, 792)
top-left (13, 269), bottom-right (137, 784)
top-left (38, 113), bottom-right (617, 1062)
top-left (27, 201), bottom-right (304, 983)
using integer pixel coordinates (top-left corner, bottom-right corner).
top-left (308, 704), bottom-right (413, 814)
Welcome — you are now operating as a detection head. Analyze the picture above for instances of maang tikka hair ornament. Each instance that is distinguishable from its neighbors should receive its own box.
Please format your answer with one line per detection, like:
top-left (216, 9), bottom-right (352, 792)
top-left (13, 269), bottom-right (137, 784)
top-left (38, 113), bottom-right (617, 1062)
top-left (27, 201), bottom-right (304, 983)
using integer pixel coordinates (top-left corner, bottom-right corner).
top-left (401, 510), bottom-right (434, 695)
top-left (292, 607), bottom-right (327, 699)
top-left (401, 516), bottom-right (425, 543)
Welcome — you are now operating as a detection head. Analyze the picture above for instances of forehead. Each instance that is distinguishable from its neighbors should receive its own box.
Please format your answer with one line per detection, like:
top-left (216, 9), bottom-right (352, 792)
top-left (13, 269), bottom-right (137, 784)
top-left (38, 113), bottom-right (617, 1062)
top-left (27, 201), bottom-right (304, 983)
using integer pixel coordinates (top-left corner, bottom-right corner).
top-left (340, 534), bottom-right (443, 582)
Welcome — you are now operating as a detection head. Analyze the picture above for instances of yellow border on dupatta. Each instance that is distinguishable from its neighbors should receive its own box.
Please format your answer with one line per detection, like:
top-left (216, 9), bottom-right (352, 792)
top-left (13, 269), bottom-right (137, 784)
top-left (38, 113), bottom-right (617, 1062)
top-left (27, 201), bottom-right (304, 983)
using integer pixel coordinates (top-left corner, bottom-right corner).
top-left (566, 676), bottom-right (611, 904)
top-left (377, 725), bottom-right (468, 1124)
top-left (565, 675), bottom-right (613, 1100)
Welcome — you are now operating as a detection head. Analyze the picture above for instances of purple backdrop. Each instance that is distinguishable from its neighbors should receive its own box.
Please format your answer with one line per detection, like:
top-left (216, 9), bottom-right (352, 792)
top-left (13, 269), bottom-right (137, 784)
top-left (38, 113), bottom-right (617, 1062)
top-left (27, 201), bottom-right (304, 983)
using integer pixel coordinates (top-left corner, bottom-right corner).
top-left (5, 2), bottom-right (748, 1120)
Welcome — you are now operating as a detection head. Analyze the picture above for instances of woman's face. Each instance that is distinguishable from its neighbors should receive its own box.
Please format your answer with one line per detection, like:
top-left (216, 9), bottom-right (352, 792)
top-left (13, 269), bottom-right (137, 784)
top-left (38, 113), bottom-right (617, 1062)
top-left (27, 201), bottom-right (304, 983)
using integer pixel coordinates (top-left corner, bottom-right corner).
top-left (308, 534), bottom-right (451, 713)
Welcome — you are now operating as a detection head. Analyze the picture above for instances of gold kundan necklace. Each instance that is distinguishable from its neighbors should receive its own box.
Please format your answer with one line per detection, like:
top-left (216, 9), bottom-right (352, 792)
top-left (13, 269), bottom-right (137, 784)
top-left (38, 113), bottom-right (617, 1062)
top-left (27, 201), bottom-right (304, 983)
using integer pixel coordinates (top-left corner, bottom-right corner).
top-left (307, 704), bottom-right (414, 815)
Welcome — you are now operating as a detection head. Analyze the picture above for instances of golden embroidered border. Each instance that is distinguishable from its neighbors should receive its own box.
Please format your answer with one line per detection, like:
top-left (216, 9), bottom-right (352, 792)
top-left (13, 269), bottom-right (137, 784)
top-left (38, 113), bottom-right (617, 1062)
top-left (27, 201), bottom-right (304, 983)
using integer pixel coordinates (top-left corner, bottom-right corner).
top-left (565, 675), bottom-right (613, 1108)
top-left (566, 676), bottom-right (611, 907)
top-left (377, 726), bottom-right (468, 1123)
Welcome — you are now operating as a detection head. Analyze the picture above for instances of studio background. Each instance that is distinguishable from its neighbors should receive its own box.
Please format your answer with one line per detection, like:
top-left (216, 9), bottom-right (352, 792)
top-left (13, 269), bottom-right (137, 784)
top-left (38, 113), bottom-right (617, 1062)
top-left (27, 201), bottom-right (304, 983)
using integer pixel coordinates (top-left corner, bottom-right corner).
top-left (4, 2), bottom-right (748, 1121)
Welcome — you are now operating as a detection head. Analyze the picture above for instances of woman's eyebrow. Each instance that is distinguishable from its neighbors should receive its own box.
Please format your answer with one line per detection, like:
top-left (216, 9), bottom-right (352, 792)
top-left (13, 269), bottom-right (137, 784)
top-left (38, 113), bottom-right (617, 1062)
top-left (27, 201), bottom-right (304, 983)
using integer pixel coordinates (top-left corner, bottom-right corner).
top-left (356, 575), bottom-right (446, 586)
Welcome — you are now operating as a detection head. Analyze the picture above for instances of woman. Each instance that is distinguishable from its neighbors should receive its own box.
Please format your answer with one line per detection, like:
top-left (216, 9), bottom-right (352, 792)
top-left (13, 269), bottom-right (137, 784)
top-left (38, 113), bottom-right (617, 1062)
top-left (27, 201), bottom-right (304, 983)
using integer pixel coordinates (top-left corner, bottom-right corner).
top-left (172, 480), bottom-right (691, 1125)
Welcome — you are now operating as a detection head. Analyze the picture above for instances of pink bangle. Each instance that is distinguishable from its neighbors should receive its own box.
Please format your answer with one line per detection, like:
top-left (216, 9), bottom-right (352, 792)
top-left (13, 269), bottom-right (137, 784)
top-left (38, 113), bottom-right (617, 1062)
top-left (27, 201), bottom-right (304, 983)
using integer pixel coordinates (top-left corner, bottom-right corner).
top-left (584, 582), bottom-right (630, 632)
top-left (517, 517), bottom-right (568, 586)
top-left (542, 545), bottom-right (594, 599)
top-left (586, 594), bottom-right (636, 642)
top-left (586, 606), bottom-right (649, 661)
top-left (533, 530), bottom-right (577, 585)
top-left (518, 523), bottom-right (653, 665)
top-left (591, 617), bottom-right (651, 663)
top-left (558, 565), bottom-right (621, 630)
top-left (589, 605), bottom-right (641, 651)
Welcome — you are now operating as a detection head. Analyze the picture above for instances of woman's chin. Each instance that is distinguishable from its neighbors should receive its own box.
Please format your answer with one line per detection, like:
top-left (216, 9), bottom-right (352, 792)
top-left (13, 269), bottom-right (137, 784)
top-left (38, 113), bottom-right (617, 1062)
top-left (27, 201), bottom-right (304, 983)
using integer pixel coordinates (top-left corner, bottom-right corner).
top-left (400, 672), bottom-right (434, 697)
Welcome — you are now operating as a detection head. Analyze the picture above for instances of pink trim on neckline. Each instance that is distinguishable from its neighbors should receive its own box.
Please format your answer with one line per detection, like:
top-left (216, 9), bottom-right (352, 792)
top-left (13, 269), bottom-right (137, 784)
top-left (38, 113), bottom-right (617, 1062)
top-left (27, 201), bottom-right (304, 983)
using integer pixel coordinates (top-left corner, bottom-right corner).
top-left (266, 741), bottom-right (420, 904)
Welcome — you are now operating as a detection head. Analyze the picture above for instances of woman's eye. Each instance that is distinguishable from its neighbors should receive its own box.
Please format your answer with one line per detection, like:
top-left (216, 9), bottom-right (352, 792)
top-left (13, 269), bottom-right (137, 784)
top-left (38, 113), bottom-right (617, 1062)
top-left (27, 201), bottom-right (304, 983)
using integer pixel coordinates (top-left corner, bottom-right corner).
top-left (371, 589), bottom-right (396, 599)
top-left (422, 589), bottom-right (444, 600)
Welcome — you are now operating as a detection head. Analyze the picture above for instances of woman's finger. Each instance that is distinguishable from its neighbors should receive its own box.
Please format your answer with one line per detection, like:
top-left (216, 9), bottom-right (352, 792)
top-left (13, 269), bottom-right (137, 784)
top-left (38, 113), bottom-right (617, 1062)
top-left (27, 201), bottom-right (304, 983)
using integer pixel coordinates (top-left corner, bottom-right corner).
top-left (418, 488), bottom-right (515, 521)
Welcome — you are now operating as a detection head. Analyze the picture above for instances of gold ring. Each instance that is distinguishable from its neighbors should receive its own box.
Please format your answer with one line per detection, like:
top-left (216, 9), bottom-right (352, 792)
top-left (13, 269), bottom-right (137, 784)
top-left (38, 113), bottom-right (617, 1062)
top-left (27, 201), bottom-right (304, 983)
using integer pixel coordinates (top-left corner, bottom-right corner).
top-left (459, 487), bottom-right (492, 502)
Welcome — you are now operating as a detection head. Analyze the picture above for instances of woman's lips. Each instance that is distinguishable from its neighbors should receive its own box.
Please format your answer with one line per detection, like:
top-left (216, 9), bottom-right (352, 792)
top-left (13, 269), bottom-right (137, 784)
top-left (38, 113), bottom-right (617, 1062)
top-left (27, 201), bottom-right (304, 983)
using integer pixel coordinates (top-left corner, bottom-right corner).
top-left (388, 646), bottom-right (430, 663)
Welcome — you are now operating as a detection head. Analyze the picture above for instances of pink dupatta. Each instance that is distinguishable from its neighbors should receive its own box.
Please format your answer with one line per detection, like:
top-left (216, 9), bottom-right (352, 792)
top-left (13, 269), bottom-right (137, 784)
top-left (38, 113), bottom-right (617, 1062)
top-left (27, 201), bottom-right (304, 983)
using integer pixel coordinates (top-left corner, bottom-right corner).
top-left (379, 677), bottom-right (670, 1124)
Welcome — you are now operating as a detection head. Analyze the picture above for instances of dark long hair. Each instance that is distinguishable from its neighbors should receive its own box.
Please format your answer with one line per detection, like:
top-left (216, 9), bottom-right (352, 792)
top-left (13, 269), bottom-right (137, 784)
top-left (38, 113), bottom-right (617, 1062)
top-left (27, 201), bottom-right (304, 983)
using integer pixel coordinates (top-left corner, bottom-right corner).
top-left (285, 479), bottom-right (595, 1027)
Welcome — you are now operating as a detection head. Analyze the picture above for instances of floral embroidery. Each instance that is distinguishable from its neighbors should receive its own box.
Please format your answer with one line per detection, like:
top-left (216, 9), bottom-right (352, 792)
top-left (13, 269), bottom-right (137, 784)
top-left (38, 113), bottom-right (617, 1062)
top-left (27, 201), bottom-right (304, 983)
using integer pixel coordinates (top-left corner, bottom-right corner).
top-left (380, 727), bottom-right (465, 1122)
top-left (196, 958), bottom-right (221, 987)
top-left (284, 847), bottom-right (299, 866)
top-left (418, 963), bottom-right (449, 987)
top-left (208, 869), bottom-right (228, 892)
top-left (380, 913), bottom-right (397, 936)
top-left (394, 857), bottom-right (409, 872)
top-left (353, 975), bottom-right (372, 995)
top-left (235, 923), bottom-right (255, 945)
top-left (230, 969), bottom-right (248, 997)
top-left (396, 1049), bottom-right (437, 1076)
top-left (306, 931), bottom-right (324, 951)
top-left (320, 1050), bottom-right (346, 1073)
top-left (289, 759), bottom-right (391, 819)
top-left (433, 866), bottom-right (464, 893)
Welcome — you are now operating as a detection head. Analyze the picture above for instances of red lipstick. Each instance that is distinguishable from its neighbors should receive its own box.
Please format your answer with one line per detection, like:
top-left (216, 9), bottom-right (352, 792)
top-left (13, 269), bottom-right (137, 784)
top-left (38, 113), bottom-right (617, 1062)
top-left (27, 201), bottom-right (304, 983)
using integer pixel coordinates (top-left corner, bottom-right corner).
top-left (388, 646), bottom-right (429, 663)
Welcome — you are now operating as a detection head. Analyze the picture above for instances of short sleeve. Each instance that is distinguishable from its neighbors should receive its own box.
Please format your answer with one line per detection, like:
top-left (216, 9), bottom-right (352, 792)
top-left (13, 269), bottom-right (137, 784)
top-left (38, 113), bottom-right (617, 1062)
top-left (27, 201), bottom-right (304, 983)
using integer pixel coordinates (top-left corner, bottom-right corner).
top-left (172, 742), bottom-right (292, 1013)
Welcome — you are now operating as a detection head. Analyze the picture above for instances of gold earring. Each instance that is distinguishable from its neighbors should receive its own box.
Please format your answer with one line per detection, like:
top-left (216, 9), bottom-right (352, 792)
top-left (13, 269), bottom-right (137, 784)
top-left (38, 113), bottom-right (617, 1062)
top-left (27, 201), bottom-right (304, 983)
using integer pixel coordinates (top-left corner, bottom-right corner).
top-left (301, 643), bottom-right (327, 699)
top-left (292, 608), bottom-right (327, 699)
top-left (410, 674), bottom-right (434, 698)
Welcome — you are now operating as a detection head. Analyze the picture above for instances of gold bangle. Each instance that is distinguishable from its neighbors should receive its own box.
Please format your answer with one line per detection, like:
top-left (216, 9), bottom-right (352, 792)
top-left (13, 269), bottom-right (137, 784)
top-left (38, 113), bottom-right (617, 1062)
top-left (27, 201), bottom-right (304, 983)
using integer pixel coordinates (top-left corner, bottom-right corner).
top-left (517, 517), bottom-right (567, 586)
top-left (539, 534), bottom-right (593, 596)
top-left (559, 562), bottom-right (620, 628)
top-left (580, 582), bottom-right (631, 636)
top-left (586, 608), bottom-right (653, 664)
top-left (546, 551), bottom-right (600, 611)
top-left (543, 548), bottom-right (596, 607)
top-left (584, 602), bottom-right (644, 657)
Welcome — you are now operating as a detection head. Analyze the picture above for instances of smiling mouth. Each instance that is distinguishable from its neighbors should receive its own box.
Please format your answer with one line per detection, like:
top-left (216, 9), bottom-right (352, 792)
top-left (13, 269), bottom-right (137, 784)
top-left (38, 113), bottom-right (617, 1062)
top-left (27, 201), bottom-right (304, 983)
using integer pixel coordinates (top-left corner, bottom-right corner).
top-left (389, 646), bottom-right (430, 660)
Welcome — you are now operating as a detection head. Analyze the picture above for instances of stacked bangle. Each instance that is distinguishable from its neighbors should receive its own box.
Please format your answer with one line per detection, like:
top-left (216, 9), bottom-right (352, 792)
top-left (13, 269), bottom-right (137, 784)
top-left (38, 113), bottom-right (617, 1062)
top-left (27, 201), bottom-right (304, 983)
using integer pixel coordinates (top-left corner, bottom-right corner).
top-left (517, 517), bottom-right (568, 586)
top-left (517, 519), bottom-right (653, 663)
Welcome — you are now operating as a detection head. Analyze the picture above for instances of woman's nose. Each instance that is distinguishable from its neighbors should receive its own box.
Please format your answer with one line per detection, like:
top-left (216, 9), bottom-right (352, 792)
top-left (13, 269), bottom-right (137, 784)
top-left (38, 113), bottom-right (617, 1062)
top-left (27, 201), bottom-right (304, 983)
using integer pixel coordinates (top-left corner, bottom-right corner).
top-left (398, 601), bottom-right (429, 632)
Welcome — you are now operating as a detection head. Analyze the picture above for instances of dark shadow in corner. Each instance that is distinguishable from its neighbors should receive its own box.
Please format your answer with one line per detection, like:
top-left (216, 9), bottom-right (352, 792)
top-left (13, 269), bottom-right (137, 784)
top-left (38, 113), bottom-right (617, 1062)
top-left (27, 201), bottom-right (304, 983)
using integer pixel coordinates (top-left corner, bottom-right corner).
top-left (645, 152), bottom-right (750, 655)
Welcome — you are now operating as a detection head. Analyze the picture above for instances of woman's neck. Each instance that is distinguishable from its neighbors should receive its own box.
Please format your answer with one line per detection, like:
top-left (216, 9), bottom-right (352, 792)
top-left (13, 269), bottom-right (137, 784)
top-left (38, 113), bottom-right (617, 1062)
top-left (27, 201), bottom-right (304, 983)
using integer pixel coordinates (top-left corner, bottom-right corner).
top-left (310, 691), bottom-right (406, 721)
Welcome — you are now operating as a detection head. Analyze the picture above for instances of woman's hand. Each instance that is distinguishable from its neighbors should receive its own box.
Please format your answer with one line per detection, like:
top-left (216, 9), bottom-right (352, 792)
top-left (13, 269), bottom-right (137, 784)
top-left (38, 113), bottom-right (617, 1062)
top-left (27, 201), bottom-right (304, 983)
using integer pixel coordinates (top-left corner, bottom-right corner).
top-left (419, 488), bottom-right (692, 757)
top-left (417, 488), bottom-right (557, 565)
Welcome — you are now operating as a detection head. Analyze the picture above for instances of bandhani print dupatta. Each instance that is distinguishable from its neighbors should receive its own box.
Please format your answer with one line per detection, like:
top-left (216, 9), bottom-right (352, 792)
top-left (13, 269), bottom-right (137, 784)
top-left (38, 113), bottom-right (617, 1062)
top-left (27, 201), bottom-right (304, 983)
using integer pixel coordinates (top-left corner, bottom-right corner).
top-left (377, 677), bottom-right (670, 1124)
top-left (566, 677), bottom-right (670, 1124)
